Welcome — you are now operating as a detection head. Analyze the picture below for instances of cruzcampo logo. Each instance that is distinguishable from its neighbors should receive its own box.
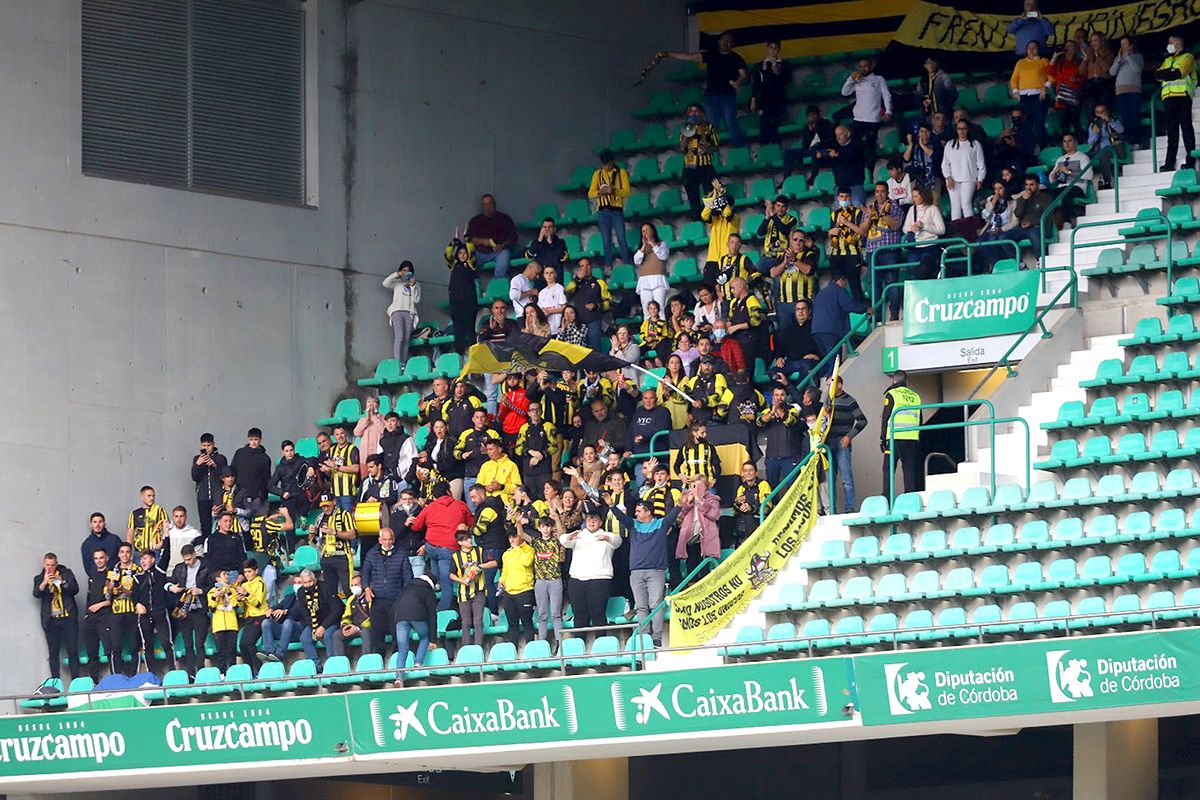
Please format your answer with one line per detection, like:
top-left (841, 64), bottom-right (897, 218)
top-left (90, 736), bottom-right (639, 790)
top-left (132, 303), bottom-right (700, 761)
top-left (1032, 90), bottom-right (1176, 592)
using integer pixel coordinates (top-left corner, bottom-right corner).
top-left (884, 662), bottom-right (931, 715)
top-left (903, 271), bottom-right (1039, 344)
top-left (1047, 651), bottom-right (1095, 703)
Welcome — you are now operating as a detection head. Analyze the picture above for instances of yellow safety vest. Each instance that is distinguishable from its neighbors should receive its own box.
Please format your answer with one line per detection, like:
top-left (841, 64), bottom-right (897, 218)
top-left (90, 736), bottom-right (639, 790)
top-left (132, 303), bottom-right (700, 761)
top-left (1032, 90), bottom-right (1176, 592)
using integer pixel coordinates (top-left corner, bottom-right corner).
top-left (1161, 54), bottom-right (1197, 100)
top-left (886, 386), bottom-right (922, 441)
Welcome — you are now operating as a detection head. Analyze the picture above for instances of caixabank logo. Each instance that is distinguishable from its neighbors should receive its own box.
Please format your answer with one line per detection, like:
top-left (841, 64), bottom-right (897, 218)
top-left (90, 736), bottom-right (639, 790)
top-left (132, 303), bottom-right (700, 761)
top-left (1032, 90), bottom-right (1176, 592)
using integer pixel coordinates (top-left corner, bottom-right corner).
top-left (1047, 648), bottom-right (1181, 704)
top-left (367, 686), bottom-right (578, 746)
top-left (609, 666), bottom-right (827, 732)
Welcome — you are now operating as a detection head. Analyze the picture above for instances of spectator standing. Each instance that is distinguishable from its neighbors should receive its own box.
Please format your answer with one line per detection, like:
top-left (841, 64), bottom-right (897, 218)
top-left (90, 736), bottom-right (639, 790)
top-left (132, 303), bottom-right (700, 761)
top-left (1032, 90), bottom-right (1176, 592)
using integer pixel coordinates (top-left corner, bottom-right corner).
top-left (127, 485), bottom-right (168, 559)
top-left (522, 517), bottom-right (565, 646)
top-left (589, 150), bottom-right (633, 269)
top-left (270, 440), bottom-right (315, 524)
top-left (566, 258), bottom-right (611, 350)
top-left (1048, 41), bottom-right (1087, 143)
top-left (515, 401), bottom-right (560, 494)
top-left (828, 186), bottom-right (869, 301)
top-left (610, 325), bottom-right (641, 382)
top-left (863, 181), bottom-right (905, 319)
top-left (450, 530), bottom-right (495, 647)
top-left (478, 300), bottom-right (518, 415)
top-left (498, 530), bottom-right (536, 645)
top-left (812, 273), bottom-right (869, 358)
top-left (633, 223), bottom-right (670, 320)
top-left (509, 261), bottom-right (541, 317)
top-left (323, 424), bottom-right (361, 511)
top-left (941, 120), bottom-right (987, 220)
top-left (881, 371), bottom-right (923, 496)
top-left (678, 104), bottom-right (720, 217)
top-left (444, 234), bottom-right (479, 355)
top-left (1082, 32), bottom-right (1116, 116)
top-left (815, 125), bottom-right (867, 206)
top-left (725, 276), bottom-right (764, 369)
top-left (354, 396), bottom-right (385, 479)
top-left (191, 433), bottom-right (227, 537)
top-left (525, 218), bottom-right (567, 273)
top-left (700, 181), bottom-right (741, 271)
top-left (393, 574), bottom-right (439, 679)
top-left (232, 427), bottom-right (271, 506)
top-left (560, 510), bottom-right (622, 629)
top-left (605, 498), bottom-right (681, 647)
top-left (537, 265), bottom-right (568, 334)
top-left (164, 506), bottom-right (201, 569)
top-left (1006, 0), bottom-right (1054, 58)
top-left (886, 159), bottom-right (913, 214)
top-left (165, 545), bottom-right (212, 676)
top-left (751, 40), bottom-right (791, 145)
top-left (466, 194), bottom-right (518, 278)
top-left (81, 513), bottom-right (122, 577)
top-left (711, 232), bottom-right (754, 302)
top-left (755, 195), bottom-right (798, 276)
top-left (1110, 36), bottom-right (1144, 147)
top-left (33, 553), bottom-right (81, 682)
top-left (361, 528), bottom-right (413, 657)
top-left (406, 483), bottom-right (474, 610)
top-left (676, 476), bottom-right (721, 577)
top-left (522, 303), bottom-right (551, 340)
top-left (841, 58), bottom-right (892, 172)
top-left (917, 57), bottom-right (957, 118)
top-left (81, 549), bottom-right (117, 681)
top-left (1010, 42), bottom-right (1051, 151)
top-left (311, 493), bottom-right (357, 598)
top-left (769, 231), bottom-right (817, 337)
top-left (782, 105), bottom-right (836, 179)
top-left (134, 550), bottom-right (177, 674)
top-left (903, 124), bottom-right (943, 202)
top-left (902, 185), bottom-right (948, 279)
top-left (758, 384), bottom-right (804, 487)
top-left (206, 569), bottom-right (241, 673)
top-left (1156, 34), bottom-right (1197, 171)
top-left (826, 379), bottom-right (869, 513)
top-left (382, 261), bottom-right (420, 365)
top-left (669, 32), bottom-right (748, 146)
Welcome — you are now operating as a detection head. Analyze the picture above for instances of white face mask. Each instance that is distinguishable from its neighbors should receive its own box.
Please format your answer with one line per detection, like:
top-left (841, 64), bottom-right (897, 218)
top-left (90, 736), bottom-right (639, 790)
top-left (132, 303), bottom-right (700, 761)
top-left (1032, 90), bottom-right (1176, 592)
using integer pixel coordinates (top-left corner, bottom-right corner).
top-left (350, 584), bottom-right (362, 596)
top-left (1168, 43), bottom-right (1178, 54)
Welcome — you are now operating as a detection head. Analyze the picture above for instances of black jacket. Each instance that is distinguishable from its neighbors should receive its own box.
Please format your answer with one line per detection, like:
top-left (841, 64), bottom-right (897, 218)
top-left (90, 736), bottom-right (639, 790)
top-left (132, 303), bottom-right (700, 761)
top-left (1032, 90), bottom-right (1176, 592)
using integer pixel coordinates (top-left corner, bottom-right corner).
top-left (134, 566), bottom-right (173, 614)
top-left (776, 320), bottom-right (822, 362)
top-left (205, 530), bottom-right (247, 573)
top-left (168, 558), bottom-right (215, 593)
top-left (84, 571), bottom-right (111, 618)
top-left (80, 530), bottom-right (123, 577)
top-left (525, 235), bottom-right (567, 269)
top-left (269, 456), bottom-right (310, 500)
top-left (627, 406), bottom-right (672, 455)
top-left (231, 445), bottom-right (272, 502)
top-left (393, 575), bottom-right (438, 635)
top-left (32, 566), bottom-right (80, 626)
top-left (379, 428), bottom-right (409, 477)
top-left (799, 118), bottom-right (836, 151)
top-left (290, 583), bottom-right (341, 630)
top-left (191, 450), bottom-right (229, 503)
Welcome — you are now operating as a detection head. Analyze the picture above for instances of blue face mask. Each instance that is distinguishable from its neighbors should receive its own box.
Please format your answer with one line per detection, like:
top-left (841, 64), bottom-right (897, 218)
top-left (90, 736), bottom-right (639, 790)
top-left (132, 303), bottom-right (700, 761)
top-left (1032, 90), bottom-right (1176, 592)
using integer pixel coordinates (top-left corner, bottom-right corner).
top-left (687, 114), bottom-right (699, 124)
top-left (400, 272), bottom-right (413, 281)
top-left (838, 199), bottom-right (849, 209)
top-left (712, 329), bottom-right (726, 343)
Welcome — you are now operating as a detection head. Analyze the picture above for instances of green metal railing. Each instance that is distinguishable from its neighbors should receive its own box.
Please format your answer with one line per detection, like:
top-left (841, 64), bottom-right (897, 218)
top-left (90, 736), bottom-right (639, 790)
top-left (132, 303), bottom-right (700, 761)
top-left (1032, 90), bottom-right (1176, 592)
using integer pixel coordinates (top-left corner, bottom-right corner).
top-left (1070, 209), bottom-right (1176, 287)
top-left (885, 399), bottom-right (1032, 502)
top-left (937, 239), bottom-right (1022, 277)
top-left (758, 443), bottom-right (833, 523)
top-left (867, 236), bottom-right (969, 313)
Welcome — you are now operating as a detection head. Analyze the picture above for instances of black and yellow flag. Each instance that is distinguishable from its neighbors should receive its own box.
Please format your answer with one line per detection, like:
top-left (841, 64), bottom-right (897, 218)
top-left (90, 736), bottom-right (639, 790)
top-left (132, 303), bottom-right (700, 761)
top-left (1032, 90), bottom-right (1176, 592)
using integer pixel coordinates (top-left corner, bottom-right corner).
top-left (461, 332), bottom-right (631, 376)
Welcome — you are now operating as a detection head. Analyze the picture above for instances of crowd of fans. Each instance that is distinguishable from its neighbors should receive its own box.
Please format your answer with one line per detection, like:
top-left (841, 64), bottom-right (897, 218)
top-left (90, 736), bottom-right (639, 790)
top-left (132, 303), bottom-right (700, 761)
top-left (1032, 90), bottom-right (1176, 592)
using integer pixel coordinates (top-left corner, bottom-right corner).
top-left (32, 15), bottom-right (1196, 692)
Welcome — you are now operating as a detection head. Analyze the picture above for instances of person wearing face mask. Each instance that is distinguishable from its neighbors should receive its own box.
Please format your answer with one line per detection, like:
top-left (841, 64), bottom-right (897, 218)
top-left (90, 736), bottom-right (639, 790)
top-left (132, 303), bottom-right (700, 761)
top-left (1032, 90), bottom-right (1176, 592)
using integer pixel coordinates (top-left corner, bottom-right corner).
top-left (382, 260), bottom-right (421, 365)
top-left (324, 574), bottom-right (372, 657)
top-left (360, 527), bottom-right (414, 658)
top-left (828, 187), bottom-right (869, 302)
top-left (1156, 35), bottom-right (1197, 172)
top-left (672, 422), bottom-right (720, 485)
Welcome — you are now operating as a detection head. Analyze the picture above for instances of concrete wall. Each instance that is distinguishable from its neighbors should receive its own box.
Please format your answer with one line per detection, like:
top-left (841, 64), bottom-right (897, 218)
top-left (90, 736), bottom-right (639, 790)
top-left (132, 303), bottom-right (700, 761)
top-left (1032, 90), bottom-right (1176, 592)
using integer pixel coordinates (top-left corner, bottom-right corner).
top-left (0, 0), bottom-right (685, 693)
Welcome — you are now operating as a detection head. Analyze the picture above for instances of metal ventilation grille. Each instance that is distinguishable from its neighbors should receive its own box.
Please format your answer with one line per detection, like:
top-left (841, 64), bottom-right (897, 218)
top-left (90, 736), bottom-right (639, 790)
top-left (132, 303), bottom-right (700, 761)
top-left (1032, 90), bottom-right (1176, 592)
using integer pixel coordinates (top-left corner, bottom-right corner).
top-left (81, 0), bottom-right (306, 205)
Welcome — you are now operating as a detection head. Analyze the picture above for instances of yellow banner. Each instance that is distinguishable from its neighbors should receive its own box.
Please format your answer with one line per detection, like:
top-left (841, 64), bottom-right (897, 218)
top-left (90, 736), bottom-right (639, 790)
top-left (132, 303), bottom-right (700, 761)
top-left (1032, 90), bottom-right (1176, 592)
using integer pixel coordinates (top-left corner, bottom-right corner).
top-left (895, 0), bottom-right (1199, 52)
top-left (668, 454), bottom-right (820, 648)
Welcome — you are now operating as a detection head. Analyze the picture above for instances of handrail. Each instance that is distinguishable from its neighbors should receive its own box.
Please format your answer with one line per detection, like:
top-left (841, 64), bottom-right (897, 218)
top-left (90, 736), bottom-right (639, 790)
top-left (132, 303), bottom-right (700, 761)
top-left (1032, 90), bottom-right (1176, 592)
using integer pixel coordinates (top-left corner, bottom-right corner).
top-left (1151, 91), bottom-right (1159, 175)
top-left (1070, 209), bottom-right (1175, 289)
top-left (868, 236), bottom-right (969, 312)
top-left (937, 239), bottom-right (1022, 278)
top-left (1038, 144), bottom-right (1122, 272)
top-left (629, 556), bottom-right (720, 669)
top-left (966, 264), bottom-right (1078, 400)
top-left (885, 400), bottom-right (1032, 502)
top-left (625, 428), bottom-right (672, 465)
top-left (758, 443), bottom-right (832, 523)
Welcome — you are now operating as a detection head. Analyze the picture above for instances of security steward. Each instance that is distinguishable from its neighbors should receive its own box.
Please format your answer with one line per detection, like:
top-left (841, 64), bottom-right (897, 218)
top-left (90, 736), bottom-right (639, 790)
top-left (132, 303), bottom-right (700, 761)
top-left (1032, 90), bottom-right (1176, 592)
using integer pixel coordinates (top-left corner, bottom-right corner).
top-left (881, 371), bottom-right (922, 495)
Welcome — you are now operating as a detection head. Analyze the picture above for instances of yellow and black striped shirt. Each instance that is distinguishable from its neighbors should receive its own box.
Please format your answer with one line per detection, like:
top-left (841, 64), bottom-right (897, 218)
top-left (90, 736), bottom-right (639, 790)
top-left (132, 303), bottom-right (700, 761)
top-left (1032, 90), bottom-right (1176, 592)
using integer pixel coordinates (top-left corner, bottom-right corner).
top-left (672, 442), bottom-right (720, 484)
top-left (829, 206), bottom-right (864, 257)
top-left (715, 254), bottom-right (755, 302)
top-left (128, 504), bottom-right (168, 553)
top-left (451, 546), bottom-right (488, 603)
top-left (760, 212), bottom-right (798, 258)
top-left (329, 442), bottom-right (360, 498)
top-left (682, 123), bottom-right (719, 168)
top-left (106, 564), bottom-right (142, 615)
top-left (245, 514), bottom-right (284, 559)
top-left (728, 294), bottom-right (764, 331)
top-left (589, 164), bottom-right (630, 210)
top-left (641, 483), bottom-right (681, 518)
top-left (219, 487), bottom-right (245, 534)
top-left (776, 247), bottom-right (817, 304)
top-left (318, 508), bottom-right (356, 558)
top-left (639, 318), bottom-right (671, 351)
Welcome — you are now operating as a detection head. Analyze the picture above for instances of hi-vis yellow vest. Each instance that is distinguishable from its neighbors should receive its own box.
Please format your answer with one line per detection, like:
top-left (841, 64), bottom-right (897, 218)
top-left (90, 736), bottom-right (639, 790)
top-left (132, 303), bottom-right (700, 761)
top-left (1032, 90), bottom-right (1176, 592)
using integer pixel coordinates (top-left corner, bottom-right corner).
top-left (1161, 54), bottom-right (1197, 100)
top-left (886, 386), bottom-right (922, 441)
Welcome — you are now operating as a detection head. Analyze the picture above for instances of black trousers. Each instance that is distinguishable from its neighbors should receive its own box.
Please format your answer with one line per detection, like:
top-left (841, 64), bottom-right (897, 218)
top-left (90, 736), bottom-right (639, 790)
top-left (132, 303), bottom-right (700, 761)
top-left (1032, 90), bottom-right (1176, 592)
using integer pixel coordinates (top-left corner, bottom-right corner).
top-left (1164, 96), bottom-right (1196, 167)
top-left (82, 610), bottom-right (117, 681)
top-left (829, 254), bottom-right (865, 302)
top-left (683, 165), bottom-right (718, 218)
top-left (212, 629), bottom-right (238, 673)
top-left (239, 617), bottom-right (264, 672)
top-left (759, 102), bottom-right (785, 145)
top-left (321, 554), bottom-right (353, 598)
top-left (501, 589), bottom-right (535, 644)
top-left (179, 608), bottom-right (210, 675)
top-left (196, 494), bottom-right (215, 538)
top-left (44, 617), bottom-right (80, 681)
top-left (852, 120), bottom-right (881, 173)
top-left (138, 610), bottom-right (177, 673)
top-left (367, 602), bottom-right (398, 657)
top-left (883, 438), bottom-right (922, 495)
top-left (666, 528), bottom-right (685, 589)
top-left (450, 299), bottom-right (479, 355)
top-left (685, 541), bottom-right (713, 580)
top-left (109, 613), bottom-right (138, 675)
top-left (568, 578), bottom-right (610, 630)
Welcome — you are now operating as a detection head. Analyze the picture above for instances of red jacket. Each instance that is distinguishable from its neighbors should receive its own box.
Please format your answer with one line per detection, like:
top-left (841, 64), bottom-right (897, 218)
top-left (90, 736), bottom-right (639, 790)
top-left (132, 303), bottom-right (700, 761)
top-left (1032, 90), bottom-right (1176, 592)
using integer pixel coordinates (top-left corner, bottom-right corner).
top-left (498, 389), bottom-right (530, 435)
top-left (407, 494), bottom-right (474, 549)
top-left (716, 338), bottom-right (746, 375)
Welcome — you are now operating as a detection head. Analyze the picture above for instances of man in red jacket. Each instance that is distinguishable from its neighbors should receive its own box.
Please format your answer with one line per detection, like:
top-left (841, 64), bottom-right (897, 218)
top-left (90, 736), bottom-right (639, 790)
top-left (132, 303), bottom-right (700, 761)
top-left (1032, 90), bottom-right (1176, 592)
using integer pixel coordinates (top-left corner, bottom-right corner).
top-left (497, 372), bottom-right (531, 448)
top-left (405, 483), bottom-right (474, 610)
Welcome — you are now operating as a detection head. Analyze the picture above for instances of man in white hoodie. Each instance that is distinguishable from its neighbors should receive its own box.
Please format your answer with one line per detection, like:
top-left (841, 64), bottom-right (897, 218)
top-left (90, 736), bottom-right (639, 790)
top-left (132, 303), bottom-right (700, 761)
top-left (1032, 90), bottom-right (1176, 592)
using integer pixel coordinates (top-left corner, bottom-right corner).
top-left (560, 510), bottom-right (622, 630)
top-left (164, 506), bottom-right (201, 568)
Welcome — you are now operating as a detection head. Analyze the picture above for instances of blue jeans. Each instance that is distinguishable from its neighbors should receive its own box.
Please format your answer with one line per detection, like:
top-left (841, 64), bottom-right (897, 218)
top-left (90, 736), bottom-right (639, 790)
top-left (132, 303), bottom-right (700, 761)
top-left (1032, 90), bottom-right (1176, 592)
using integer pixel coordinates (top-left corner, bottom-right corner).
top-left (424, 543), bottom-right (456, 610)
top-left (584, 319), bottom-right (603, 351)
top-left (484, 380), bottom-right (499, 415)
top-left (335, 495), bottom-right (355, 512)
top-left (463, 477), bottom-right (479, 512)
top-left (1009, 226), bottom-right (1042, 257)
top-left (475, 247), bottom-right (512, 278)
top-left (597, 208), bottom-right (632, 267)
top-left (766, 456), bottom-right (799, 489)
top-left (408, 555), bottom-right (426, 578)
top-left (265, 619), bottom-right (320, 663)
top-left (704, 92), bottom-right (745, 146)
top-left (1018, 94), bottom-right (1047, 151)
top-left (775, 300), bottom-right (796, 336)
top-left (1115, 92), bottom-right (1142, 146)
top-left (826, 439), bottom-right (857, 513)
top-left (395, 620), bottom-right (431, 670)
top-left (322, 625), bottom-right (344, 657)
top-left (780, 357), bottom-right (819, 381)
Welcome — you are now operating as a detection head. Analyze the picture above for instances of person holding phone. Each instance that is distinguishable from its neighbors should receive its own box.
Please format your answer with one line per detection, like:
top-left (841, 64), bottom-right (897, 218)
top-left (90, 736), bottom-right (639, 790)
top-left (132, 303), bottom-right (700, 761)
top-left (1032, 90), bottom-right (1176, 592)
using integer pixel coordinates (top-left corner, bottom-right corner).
top-left (382, 260), bottom-right (421, 364)
top-left (1007, 0), bottom-right (1054, 60)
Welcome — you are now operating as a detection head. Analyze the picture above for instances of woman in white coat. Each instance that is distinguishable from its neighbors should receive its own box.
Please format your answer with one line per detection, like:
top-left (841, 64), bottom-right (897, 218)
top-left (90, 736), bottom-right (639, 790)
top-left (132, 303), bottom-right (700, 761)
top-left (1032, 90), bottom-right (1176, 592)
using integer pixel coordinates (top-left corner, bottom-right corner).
top-left (382, 260), bottom-right (421, 363)
top-left (940, 119), bottom-right (987, 220)
top-left (903, 186), bottom-right (947, 280)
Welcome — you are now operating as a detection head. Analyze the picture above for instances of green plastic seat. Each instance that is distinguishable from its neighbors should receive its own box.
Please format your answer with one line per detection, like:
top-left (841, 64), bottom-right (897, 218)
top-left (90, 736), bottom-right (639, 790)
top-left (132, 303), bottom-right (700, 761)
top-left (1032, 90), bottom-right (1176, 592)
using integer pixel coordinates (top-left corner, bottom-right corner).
top-left (979, 523), bottom-right (1016, 552)
top-left (359, 359), bottom-right (402, 387)
top-left (896, 609), bottom-right (934, 643)
top-left (716, 146), bottom-right (753, 175)
top-left (433, 351), bottom-right (463, 379)
top-left (398, 355), bottom-right (434, 383)
top-left (1045, 400), bottom-right (1085, 429)
top-left (405, 647), bottom-right (450, 681)
top-left (669, 257), bottom-right (701, 284)
top-left (965, 564), bottom-right (1009, 596)
top-left (723, 625), bottom-right (766, 658)
top-left (761, 582), bottom-right (805, 612)
top-left (212, 663), bottom-right (253, 697)
top-left (562, 198), bottom-right (596, 226)
top-left (605, 596), bottom-right (630, 624)
top-left (909, 570), bottom-right (942, 598)
top-left (190, 666), bottom-right (222, 697)
top-left (671, 221), bottom-right (706, 248)
top-left (317, 397), bottom-right (360, 427)
top-left (20, 678), bottom-right (64, 710)
top-left (803, 206), bottom-right (832, 233)
top-left (739, 213), bottom-right (766, 240)
top-left (764, 622), bottom-right (797, 652)
top-left (559, 637), bottom-right (590, 669)
top-left (879, 533), bottom-right (913, 561)
top-left (609, 263), bottom-right (637, 290)
top-left (483, 642), bottom-right (519, 673)
top-left (283, 544), bottom-right (320, 575)
top-left (624, 193), bottom-right (653, 219)
top-left (912, 530), bottom-right (947, 558)
top-left (780, 174), bottom-right (811, 200)
top-left (655, 187), bottom-right (688, 214)
top-left (353, 652), bottom-right (393, 686)
top-left (1161, 276), bottom-right (1200, 306)
top-left (908, 489), bottom-right (954, 520)
top-left (804, 579), bottom-right (839, 607)
top-left (555, 165), bottom-right (595, 193)
top-left (844, 495), bottom-right (887, 525)
top-left (394, 391), bottom-right (420, 419)
top-left (948, 526), bottom-right (982, 553)
top-left (433, 644), bottom-right (484, 678)
top-left (1157, 168), bottom-right (1199, 197)
top-left (520, 639), bottom-right (558, 670)
top-left (1011, 561), bottom-right (1045, 589)
top-left (742, 177), bottom-right (777, 206)
top-left (1035, 438), bottom-right (1080, 470)
top-left (1079, 555), bottom-right (1113, 585)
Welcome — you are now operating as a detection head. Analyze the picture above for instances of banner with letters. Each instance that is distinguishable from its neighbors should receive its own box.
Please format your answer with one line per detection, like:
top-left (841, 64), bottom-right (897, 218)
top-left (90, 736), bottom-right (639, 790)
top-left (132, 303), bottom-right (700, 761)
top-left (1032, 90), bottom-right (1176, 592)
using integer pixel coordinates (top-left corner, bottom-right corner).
top-left (854, 627), bottom-right (1200, 726)
top-left (902, 270), bottom-right (1039, 344)
top-left (668, 454), bottom-right (821, 648)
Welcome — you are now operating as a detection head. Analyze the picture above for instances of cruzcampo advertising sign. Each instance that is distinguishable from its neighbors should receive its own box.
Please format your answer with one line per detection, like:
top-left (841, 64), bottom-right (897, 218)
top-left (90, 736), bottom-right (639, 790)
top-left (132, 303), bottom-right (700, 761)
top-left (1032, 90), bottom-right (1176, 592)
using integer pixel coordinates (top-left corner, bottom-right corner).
top-left (855, 627), bottom-right (1200, 726)
top-left (902, 270), bottom-right (1038, 344)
